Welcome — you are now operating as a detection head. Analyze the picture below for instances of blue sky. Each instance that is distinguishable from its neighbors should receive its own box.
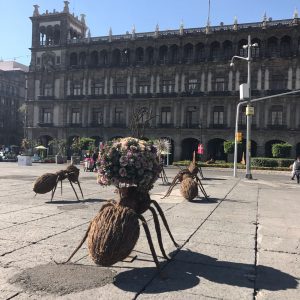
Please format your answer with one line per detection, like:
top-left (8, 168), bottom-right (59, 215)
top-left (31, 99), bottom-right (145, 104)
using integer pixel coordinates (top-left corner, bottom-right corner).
top-left (0, 0), bottom-right (299, 65)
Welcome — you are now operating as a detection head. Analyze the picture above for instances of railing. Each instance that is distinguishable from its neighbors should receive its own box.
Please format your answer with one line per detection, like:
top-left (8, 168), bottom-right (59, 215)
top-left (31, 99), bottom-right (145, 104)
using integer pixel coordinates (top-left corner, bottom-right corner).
top-left (66, 19), bottom-right (295, 46)
top-left (182, 123), bottom-right (200, 129)
top-left (38, 95), bottom-right (54, 100)
top-left (267, 124), bottom-right (287, 130)
top-left (157, 123), bottom-right (174, 128)
top-left (111, 123), bottom-right (127, 128)
top-left (37, 122), bottom-right (53, 127)
top-left (209, 124), bottom-right (226, 129)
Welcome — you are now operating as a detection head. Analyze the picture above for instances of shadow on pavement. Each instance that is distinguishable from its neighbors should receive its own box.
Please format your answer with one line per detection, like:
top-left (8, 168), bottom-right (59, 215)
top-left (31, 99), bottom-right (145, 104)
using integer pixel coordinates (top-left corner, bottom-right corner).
top-left (46, 198), bottom-right (107, 204)
top-left (114, 249), bottom-right (298, 293)
top-left (202, 177), bottom-right (227, 181)
top-left (189, 197), bottom-right (218, 204)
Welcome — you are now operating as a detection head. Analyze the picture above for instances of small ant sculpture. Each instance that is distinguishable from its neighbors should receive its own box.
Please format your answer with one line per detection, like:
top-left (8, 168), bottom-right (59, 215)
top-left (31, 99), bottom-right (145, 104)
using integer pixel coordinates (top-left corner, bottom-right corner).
top-left (33, 165), bottom-right (84, 201)
top-left (163, 152), bottom-right (208, 201)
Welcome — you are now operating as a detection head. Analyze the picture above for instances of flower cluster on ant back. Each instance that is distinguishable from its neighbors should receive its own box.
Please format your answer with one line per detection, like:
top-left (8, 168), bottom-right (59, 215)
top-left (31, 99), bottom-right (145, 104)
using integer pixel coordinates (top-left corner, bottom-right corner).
top-left (97, 137), bottom-right (161, 190)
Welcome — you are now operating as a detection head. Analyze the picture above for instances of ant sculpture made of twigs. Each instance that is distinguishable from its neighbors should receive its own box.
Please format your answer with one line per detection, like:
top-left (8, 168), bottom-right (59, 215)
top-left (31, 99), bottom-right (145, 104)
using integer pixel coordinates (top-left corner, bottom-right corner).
top-left (33, 165), bottom-right (84, 201)
top-left (162, 152), bottom-right (208, 201)
top-left (61, 186), bottom-right (179, 271)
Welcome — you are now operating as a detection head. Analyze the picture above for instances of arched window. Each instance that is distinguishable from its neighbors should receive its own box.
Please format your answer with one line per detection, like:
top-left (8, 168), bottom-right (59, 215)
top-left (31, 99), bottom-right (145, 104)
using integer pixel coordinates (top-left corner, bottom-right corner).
top-left (280, 36), bottom-right (292, 57)
top-left (159, 45), bottom-right (168, 64)
top-left (170, 44), bottom-right (179, 64)
top-left (270, 72), bottom-right (286, 90)
top-left (112, 49), bottom-right (121, 66)
top-left (183, 43), bottom-right (193, 63)
top-left (238, 39), bottom-right (248, 57)
top-left (135, 47), bottom-right (144, 63)
top-left (267, 37), bottom-right (278, 57)
top-left (39, 26), bottom-right (46, 46)
top-left (90, 51), bottom-right (98, 66)
top-left (79, 52), bottom-right (86, 66)
top-left (223, 40), bottom-right (233, 60)
top-left (146, 47), bottom-right (154, 64)
top-left (46, 25), bottom-right (53, 45)
top-left (53, 25), bottom-right (60, 45)
top-left (99, 50), bottom-right (108, 65)
top-left (195, 43), bottom-right (205, 62)
top-left (210, 41), bottom-right (221, 60)
top-left (70, 52), bottom-right (78, 66)
top-left (122, 48), bottom-right (130, 65)
top-left (252, 38), bottom-right (261, 58)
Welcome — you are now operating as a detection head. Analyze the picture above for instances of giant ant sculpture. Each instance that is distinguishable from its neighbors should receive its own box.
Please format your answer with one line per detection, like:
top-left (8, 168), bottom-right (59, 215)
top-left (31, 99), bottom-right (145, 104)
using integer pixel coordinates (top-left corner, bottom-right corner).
top-left (62, 187), bottom-right (179, 270)
top-left (59, 137), bottom-right (178, 271)
top-left (163, 152), bottom-right (208, 201)
top-left (33, 165), bottom-right (84, 201)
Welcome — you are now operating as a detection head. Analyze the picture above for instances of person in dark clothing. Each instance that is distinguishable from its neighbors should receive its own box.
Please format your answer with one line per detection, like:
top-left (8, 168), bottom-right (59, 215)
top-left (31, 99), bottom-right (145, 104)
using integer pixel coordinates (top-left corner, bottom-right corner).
top-left (92, 150), bottom-right (99, 171)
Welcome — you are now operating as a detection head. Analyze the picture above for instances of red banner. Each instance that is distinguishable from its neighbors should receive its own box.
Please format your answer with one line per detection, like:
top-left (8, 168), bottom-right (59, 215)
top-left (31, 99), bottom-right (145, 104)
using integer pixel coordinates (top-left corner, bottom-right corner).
top-left (197, 144), bottom-right (204, 154)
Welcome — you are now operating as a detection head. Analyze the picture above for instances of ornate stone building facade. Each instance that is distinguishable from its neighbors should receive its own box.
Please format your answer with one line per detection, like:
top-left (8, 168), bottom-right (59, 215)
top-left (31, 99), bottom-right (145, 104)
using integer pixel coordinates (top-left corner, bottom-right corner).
top-left (0, 61), bottom-right (28, 146)
top-left (26, 1), bottom-right (300, 161)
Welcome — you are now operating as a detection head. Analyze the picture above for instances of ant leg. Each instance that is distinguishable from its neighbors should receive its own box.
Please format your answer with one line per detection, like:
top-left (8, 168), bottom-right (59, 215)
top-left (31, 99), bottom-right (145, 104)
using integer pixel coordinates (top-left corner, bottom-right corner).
top-left (59, 223), bottom-right (91, 264)
top-left (51, 178), bottom-right (59, 201)
top-left (68, 179), bottom-right (80, 201)
top-left (137, 214), bottom-right (160, 270)
top-left (195, 176), bottom-right (209, 199)
top-left (61, 179), bottom-right (63, 196)
top-left (76, 180), bottom-right (84, 199)
top-left (150, 200), bottom-right (179, 248)
top-left (149, 207), bottom-right (170, 260)
top-left (161, 175), bottom-right (180, 199)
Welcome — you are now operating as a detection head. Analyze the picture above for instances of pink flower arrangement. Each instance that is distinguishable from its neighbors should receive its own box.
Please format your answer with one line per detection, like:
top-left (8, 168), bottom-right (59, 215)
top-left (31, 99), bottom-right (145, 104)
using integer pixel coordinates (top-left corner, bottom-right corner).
top-left (97, 137), bottom-right (161, 190)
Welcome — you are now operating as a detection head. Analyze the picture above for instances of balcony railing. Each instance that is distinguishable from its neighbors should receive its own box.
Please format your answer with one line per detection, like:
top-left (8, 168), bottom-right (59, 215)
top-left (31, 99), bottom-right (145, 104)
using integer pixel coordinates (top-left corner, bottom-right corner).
top-left (267, 124), bottom-right (287, 130)
top-left (182, 123), bottom-right (200, 129)
top-left (157, 123), bottom-right (174, 128)
top-left (111, 123), bottom-right (127, 128)
top-left (37, 122), bottom-right (53, 127)
top-left (38, 95), bottom-right (54, 100)
top-left (89, 122), bottom-right (103, 127)
top-left (209, 124), bottom-right (226, 129)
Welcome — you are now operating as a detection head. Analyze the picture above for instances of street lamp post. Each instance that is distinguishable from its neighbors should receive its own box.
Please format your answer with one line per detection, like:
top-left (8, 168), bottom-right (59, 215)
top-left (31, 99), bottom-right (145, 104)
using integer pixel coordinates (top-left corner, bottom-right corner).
top-left (230, 35), bottom-right (257, 179)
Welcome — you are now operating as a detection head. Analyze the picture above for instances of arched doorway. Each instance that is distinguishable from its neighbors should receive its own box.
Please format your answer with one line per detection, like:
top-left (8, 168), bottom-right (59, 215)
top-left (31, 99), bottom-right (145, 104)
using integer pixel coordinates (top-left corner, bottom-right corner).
top-left (207, 138), bottom-right (226, 160)
top-left (181, 138), bottom-right (199, 161)
top-left (240, 139), bottom-right (258, 162)
top-left (90, 136), bottom-right (103, 149)
top-left (265, 139), bottom-right (285, 157)
top-left (68, 135), bottom-right (80, 158)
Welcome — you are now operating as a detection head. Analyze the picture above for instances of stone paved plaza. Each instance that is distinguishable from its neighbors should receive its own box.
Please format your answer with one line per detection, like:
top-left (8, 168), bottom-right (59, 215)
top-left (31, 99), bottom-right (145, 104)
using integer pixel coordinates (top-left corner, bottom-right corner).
top-left (0, 163), bottom-right (299, 299)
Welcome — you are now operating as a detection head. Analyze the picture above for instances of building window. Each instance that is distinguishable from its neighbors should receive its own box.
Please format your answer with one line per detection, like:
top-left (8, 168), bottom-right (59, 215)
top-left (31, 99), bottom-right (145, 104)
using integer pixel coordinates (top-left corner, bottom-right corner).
top-left (114, 82), bottom-right (126, 95)
top-left (213, 106), bottom-right (224, 125)
top-left (271, 106), bottom-right (283, 125)
top-left (270, 75), bottom-right (286, 90)
top-left (114, 107), bottom-right (123, 124)
top-left (187, 79), bottom-right (199, 92)
top-left (161, 107), bottom-right (171, 124)
top-left (44, 84), bottom-right (52, 96)
top-left (162, 80), bottom-right (174, 94)
top-left (73, 84), bottom-right (81, 96)
top-left (239, 107), bottom-right (247, 126)
top-left (137, 82), bottom-right (149, 94)
top-left (72, 109), bottom-right (80, 124)
top-left (56, 56), bottom-right (61, 64)
top-left (36, 57), bottom-right (41, 65)
top-left (93, 83), bottom-right (104, 95)
top-left (215, 78), bottom-right (225, 91)
top-left (92, 110), bottom-right (103, 125)
top-left (186, 106), bottom-right (198, 127)
top-left (42, 108), bottom-right (52, 124)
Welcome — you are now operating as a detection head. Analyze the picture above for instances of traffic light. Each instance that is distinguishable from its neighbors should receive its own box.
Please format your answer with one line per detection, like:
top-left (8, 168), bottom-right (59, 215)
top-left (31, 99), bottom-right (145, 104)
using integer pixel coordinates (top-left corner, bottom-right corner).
top-left (235, 132), bottom-right (242, 142)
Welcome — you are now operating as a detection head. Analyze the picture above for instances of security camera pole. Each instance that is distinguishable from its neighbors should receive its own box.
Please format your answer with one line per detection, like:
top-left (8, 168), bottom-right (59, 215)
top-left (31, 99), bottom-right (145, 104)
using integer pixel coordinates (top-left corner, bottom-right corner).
top-left (231, 35), bottom-right (257, 179)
